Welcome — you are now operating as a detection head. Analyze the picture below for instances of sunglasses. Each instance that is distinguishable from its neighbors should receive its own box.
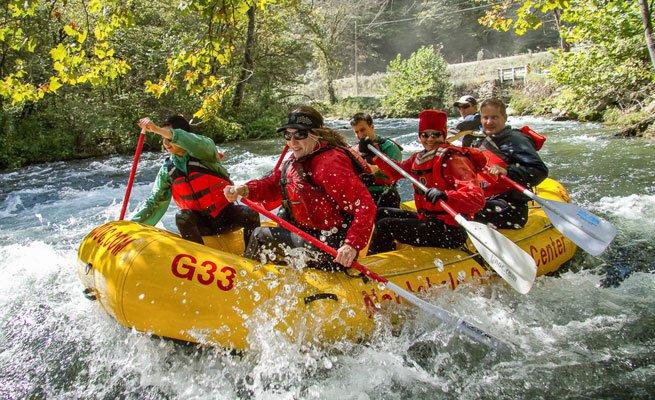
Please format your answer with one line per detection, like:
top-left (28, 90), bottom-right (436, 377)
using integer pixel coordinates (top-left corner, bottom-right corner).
top-left (419, 131), bottom-right (444, 139)
top-left (283, 129), bottom-right (310, 141)
top-left (457, 104), bottom-right (471, 109)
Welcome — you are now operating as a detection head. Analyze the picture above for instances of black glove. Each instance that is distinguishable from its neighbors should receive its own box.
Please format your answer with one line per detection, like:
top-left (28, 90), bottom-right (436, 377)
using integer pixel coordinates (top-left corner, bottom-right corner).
top-left (360, 173), bottom-right (376, 187)
top-left (425, 188), bottom-right (447, 204)
top-left (358, 138), bottom-right (375, 163)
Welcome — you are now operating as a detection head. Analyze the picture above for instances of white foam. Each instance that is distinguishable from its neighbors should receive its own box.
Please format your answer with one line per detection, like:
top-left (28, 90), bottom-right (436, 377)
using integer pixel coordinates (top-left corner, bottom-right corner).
top-left (596, 193), bottom-right (655, 221)
top-left (0, 242), bottom-right (66, 301)
top-left (0, 194), bottom-right (23, 217)
top-left (227, 153), bottom-right (285, 184)
top-left (559, 134), bottom-right (610, 148)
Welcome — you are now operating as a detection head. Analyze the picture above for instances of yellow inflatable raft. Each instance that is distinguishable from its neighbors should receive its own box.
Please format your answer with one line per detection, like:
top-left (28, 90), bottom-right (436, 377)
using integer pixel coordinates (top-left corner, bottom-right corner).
top-left (77, 178), bottom-right (576, 350)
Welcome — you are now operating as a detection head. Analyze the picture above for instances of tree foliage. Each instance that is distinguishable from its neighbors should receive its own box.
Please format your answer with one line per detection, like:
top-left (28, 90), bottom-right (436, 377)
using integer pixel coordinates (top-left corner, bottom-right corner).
top-left (382, 45), bottom-right (451, 117)
top-left (547, 1), bottom-right (654, 119)
top-left (0, 0), bottom-right (305, 169)
top-left (142, 0), bottom-right (277, 120)
top-left (0, 0), bottom-right (132, 107)
top-left (479, 0), bottom-right (570, 50)
top-left (481, 0), bottom-right (655, 119)
top-left (479, 0), bottom-right (570, 34)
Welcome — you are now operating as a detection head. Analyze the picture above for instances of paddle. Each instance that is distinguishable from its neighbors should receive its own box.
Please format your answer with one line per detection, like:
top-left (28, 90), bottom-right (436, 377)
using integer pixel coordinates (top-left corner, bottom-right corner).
top-left (239, 197), bottom-right (511, 353)
top-left (119, 128), bottom-right (146, 220)
top-left (273, 145), bottom-right (289, 171)
top-left (446, 129), bottom-right (473, 144)
top-left (499, 175), bottom-right (617, 256)
top-left (368, 144), bottom-right (537, 294)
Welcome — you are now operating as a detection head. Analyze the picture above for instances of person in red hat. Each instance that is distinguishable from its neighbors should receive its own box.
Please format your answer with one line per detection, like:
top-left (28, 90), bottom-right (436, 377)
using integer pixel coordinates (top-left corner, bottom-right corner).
top-left (224, 106), bottom-right (376, 270)
top-left (367, 109), bottom-right (485, 253)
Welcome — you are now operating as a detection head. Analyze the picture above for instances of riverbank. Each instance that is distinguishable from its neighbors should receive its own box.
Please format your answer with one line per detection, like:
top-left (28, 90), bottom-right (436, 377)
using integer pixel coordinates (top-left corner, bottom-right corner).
top-left (1, 50), bottom-right (651, 172)
top-left (312, 51), bottom-right (655, 139)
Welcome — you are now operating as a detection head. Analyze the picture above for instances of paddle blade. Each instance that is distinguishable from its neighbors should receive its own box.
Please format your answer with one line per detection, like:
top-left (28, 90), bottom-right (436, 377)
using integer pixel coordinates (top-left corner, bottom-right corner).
top-left (386, 282), bottom-right (513, 353)
top-left (538, 198), bottom-right (617, 256)
top-left (460, 218), bottom-right (537, 294)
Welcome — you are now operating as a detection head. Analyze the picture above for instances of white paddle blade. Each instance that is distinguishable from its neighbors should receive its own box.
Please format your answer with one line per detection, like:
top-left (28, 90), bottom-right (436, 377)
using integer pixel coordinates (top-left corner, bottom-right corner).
top-left (459, 218), bottom-right (537, 294)
top-left (386, 282), bottom-right (512, 353)
top-left (538, 198), bottom-right (617, 256)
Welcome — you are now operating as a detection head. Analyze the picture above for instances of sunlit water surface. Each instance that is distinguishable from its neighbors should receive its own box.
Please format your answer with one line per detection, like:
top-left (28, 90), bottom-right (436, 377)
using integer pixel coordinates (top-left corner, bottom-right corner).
top-left (1, 117), bottom-right (654, 399)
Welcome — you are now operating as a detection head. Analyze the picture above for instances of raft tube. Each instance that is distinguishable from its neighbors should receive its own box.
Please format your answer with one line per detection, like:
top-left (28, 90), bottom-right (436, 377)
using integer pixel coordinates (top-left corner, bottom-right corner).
top-left (77, 178), bottom-right (576, 349)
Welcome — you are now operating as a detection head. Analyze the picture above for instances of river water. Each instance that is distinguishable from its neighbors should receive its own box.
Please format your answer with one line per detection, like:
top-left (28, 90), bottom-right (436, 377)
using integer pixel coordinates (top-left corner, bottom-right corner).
top-left (1, 117), bottom-right (653, 399)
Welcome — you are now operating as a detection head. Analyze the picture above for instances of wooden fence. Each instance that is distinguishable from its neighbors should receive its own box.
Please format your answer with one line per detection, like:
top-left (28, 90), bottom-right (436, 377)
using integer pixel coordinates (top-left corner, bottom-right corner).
top-left (498, 65), bottom-right (529, 83)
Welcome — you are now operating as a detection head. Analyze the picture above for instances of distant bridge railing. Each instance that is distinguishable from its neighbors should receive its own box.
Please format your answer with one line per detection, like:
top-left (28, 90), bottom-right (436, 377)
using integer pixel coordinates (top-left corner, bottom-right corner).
top-left (498, 65), bottom-right (529, 83)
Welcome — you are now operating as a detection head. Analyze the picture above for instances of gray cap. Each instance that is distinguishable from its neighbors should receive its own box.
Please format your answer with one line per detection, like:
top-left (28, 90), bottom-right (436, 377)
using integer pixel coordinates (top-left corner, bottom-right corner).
top-left (453, 95), bottom-right (477, 107)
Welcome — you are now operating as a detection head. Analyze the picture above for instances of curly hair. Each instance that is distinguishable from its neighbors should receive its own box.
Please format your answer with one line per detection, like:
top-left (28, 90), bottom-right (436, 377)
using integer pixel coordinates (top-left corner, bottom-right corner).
top-left (311, 127), bottom-right (349, 148)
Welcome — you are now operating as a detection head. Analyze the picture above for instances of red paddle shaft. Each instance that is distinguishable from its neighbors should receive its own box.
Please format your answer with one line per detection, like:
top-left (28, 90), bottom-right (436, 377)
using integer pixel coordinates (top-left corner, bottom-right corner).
top-left (119, 129), bottom-right (146, 220)
top-left (273, 145), bottom-right (289, 172)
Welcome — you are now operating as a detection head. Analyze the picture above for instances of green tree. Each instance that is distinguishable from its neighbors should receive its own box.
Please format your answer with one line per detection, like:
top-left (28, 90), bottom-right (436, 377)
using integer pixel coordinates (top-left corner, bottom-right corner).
top-left (479, 0), bottom-right (571, 51)
top-left (297, 0), bottom-right (387, 104)
top-left (548, 1), bottom-right (654, 119)
top-left (0, 0), bottom-right (132, 107)
top-left (381, 45), bottom-right (451, 117)
top-left (221, 2), bottom-right (313, 138)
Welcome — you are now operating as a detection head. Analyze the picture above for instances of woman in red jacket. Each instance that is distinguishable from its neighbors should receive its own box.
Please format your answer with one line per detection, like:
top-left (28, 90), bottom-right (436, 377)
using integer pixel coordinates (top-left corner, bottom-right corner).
top-left (224, 106), bottom-right (376, 270)
top-left (368, 109), bottom-right (485, 254)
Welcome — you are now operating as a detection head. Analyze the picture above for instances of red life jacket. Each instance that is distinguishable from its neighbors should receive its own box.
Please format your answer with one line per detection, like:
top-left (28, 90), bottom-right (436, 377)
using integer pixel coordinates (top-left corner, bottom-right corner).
top-left (350, 138), bottom-right (400, 187)
top-left (411, 144), bottom-right (482, 225)
top-left (167, 157), bottom-right (232, 218)
top-left (520, 126), bottom-right (546, 150)
top-left (465, 143), bottom-right (512, 197)
top-left (279, 145), bottom-right (369, 231)
top-left (468, 132), bottom-right (544, 197)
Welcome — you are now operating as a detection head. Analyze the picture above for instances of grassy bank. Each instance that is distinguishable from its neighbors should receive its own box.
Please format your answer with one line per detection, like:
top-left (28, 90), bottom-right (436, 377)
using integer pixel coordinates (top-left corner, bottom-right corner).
top-left (303, 51), bottom-right (553, 101)
top-left (306, 52), bottom-right (555, 119)
top-left (311, 50), bottom-right (654, 139)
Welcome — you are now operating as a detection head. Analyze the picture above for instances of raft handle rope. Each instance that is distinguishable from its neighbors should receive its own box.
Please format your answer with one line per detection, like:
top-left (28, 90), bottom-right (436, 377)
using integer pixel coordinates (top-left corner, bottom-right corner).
top-left (304, 293), bottom-right (338, 305)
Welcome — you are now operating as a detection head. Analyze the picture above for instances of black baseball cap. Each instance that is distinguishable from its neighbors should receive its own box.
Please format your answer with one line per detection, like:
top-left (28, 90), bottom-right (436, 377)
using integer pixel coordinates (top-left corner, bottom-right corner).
top-left (276, 110), bottom-right (323, 132)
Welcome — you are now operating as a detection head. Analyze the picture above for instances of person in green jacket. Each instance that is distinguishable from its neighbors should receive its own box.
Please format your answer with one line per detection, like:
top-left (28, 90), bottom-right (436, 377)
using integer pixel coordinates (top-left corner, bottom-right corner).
top-left (131, 115), bottom-right (260, 245)
top-left (350, 112), bottom-right (403, 208)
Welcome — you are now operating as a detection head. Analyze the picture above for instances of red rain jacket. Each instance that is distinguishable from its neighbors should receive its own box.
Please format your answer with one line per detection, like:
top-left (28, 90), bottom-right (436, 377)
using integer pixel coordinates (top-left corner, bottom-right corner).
top-left (245, 143), bottom-right (376, 251)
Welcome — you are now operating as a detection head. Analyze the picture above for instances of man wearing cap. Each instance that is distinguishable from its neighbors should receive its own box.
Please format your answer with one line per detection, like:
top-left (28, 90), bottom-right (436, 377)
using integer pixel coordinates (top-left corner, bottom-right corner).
top-left (131, 115), bottom-right (260, 245)
top-left (453, 95), bottom-right (482, 132)
top-left (367, 109), bottom-right (485, 254)
top-left (350, 112), bottom-right (403, 208)
top-left (224, 106), bottom-right (376, 270)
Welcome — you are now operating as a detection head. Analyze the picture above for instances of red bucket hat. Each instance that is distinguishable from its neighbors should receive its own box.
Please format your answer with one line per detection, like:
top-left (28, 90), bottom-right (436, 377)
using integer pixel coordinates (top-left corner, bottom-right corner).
top-left (418, 109), bottom-right (447, 135)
